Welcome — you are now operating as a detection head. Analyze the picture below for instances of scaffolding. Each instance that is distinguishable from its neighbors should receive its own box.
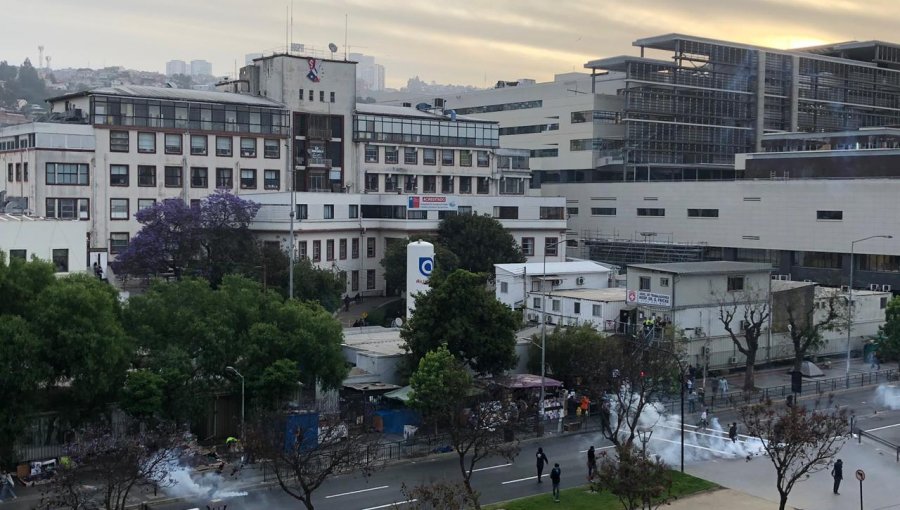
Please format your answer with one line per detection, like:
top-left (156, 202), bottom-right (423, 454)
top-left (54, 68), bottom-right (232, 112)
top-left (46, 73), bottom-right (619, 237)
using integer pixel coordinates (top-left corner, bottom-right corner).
top-left (580, 230), bottom-right (708, 267)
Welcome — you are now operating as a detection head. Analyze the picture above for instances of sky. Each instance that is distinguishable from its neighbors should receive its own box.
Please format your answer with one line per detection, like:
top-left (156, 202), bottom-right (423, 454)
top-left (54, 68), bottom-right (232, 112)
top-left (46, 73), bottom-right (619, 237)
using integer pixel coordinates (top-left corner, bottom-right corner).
top-left (4, 0), bottom-right (900, 89)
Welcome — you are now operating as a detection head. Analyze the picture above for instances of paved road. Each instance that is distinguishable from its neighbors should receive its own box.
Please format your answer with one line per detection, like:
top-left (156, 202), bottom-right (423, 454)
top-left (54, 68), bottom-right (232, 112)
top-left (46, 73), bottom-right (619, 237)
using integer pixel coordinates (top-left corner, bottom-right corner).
top-left (147, 384), bottom-right (900, 510)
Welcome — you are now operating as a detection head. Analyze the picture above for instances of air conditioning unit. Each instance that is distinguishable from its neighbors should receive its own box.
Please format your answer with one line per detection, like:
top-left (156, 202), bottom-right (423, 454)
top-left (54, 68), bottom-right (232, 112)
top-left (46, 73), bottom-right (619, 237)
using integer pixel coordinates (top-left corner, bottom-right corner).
top-left (694, 327), bottom-right (704, 338)
top-left (841, 285), bottom-right (850, 292)
top-left (870, 284), bottom-right (879, 291)
top-left (575, 277), bottom-right (585, 286)
top-left (527, 313), bottom-right (539, 322)
top-left (551, 279), bottom-right (562, 287)
top-left (884, 285), bottom-right (893, 292)
top-left (728, 357), bottom-right (737, 365)
top-left (740, 320), bottom-right (750, 332)
top-left (544, 315), bottom-right (554, 324)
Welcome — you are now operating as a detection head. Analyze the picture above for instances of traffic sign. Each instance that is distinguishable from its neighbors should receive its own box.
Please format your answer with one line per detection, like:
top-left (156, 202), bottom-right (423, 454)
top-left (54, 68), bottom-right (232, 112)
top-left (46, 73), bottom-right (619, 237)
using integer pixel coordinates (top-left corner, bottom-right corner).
top-left (856, 469), bottom-right (865, 481)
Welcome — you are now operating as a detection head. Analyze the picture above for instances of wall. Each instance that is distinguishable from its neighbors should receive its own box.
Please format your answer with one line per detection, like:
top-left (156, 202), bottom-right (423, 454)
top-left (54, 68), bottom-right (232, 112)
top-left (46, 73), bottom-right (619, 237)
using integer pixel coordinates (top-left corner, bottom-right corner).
top-left (0, 218), bottom-right (88, 273)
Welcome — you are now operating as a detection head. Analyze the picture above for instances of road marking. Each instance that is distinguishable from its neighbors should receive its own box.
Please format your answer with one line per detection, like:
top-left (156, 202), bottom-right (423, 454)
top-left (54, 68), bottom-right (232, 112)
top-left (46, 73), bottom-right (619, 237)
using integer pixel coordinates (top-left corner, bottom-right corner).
top-left (472, 463), bottom-right (511, 472)
top-left (579, 445), bottom-right (615, 453)
top-left (866, 422), bottom-right (900, 432)
top-left (502, 475), bottom-right (538, 484)
top-left (656, 423), bottom-right (755, 441)
top-left (326, 485), bottom-right (389, 498)
top-left (361, 499), bottom-right (416, 510)
top-left (649, 435), bottom-right (737, 455)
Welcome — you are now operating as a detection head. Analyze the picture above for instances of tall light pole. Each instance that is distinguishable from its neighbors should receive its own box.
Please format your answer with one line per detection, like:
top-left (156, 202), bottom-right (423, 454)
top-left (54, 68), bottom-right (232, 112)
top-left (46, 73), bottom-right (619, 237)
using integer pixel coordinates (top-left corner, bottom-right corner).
top-left (226, 366), bottom-right (245, 440)
top-left (539, 236), bottom-right (567, 436)
top-left (846, 235), bottom-right (893, 375)
top-left (287, 139), bottom-right (296, 300)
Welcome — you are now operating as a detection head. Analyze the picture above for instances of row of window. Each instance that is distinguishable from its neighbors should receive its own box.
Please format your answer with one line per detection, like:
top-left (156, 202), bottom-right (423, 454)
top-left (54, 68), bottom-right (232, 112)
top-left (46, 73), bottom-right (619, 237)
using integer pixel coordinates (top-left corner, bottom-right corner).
top-left (298, 89), bottom-right (336, 103)
top-left (498, 123), bottom-right (559, 136)
top-left (520, 236), bottom-right (560, 257)
top-left (299, 237), bottom-right (376, 262)
top-left (6, 248), bottom-right (70, 272)
top-left (354, 114), bottom-right (500, 148)
top-left (637, 274), bottom-right (744, 292)
top-left (576, 207), bottom-right (844, 220)
top-left (107, 165), bottom-right (279, 190)
top-left (363, 145), bottom-right (491, 167)
top-left (0, 134), bottom-right (35, 152)
top-left (363, 173), bottom-right (501, 194)
top-left (109, 131), bottom-right (281, 158)
top-left (6, 162), bottom-right (28, 182)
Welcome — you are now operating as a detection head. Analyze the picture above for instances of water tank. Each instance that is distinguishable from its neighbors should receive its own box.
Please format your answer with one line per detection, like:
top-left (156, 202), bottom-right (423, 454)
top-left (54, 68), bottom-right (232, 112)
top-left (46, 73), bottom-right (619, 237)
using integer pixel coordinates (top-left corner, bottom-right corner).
top-left (406, 240), bottom-right (435, 318)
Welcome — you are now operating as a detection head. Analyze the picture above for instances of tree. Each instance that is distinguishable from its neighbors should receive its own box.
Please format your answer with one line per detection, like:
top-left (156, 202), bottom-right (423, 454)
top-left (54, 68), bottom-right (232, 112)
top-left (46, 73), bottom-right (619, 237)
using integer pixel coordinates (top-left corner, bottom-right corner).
top-left (875, 296), bottom-right (900, 370)
top-left (0, 315), bottom-right (48, 465)
top-left (0, 252), bottom-right (57, 317)
top-left (525, 324), bottom-right (607, 389)
top-left (42, 419), bottom-right (183, 510)
top-left (119, 370), bottom-right (166, 419)
top-left (398, 481), bottom-right (479, 510)
top-left (780, 286), bottom-right (845, 374)
top-left (244, 412), bottom-right (384, 510)
top-left (408, 345), bottom-right (472, 434)
top-left (718, 286), bottom-right (770, 391)
top-left (401, 269), bottom-right (518, 375)
top-left (436, 214), bottom-right (525, 275)
top-left (739, 397), bottom-right (848, 510)
top-left (380, 236), bottom-right (459, 296)
top-left (593, 445), bottom-right (673, 510)
top-left (198, 190), bottom-right (261, 285)
top-left (14, 58), bottom-right (47, 105)
top-left (258, 244), bottom-right (346, 311)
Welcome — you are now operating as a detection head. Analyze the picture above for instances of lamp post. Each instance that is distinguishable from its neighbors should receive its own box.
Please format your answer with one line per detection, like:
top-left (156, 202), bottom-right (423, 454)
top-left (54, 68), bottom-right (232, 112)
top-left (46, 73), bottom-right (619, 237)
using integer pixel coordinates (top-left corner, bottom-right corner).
top-left (287, 138), bottom-right (296, 300)
top-left (846, 235), bottom-right (893, 375)
top-left (225, 366), bottom-right (245, 440)
top-left (539, 236), bottom-right (568, 436)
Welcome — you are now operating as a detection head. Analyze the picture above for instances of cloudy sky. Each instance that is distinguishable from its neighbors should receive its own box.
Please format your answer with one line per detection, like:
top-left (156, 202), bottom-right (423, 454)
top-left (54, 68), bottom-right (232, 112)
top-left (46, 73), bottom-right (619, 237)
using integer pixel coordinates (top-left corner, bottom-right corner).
top-left (4, 0), bottom-right (899, 89)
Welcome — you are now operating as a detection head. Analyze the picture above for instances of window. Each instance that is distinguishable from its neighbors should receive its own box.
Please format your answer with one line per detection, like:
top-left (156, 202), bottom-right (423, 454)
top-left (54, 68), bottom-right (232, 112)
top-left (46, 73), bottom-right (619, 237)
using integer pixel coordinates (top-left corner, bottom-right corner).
top-left (110, 130), bottom-right (129, 152)
top-left (365, 145), bottom-right (379, 163)
top-left (339, 239), bottom-right (347, 259)
top-left (521, 237), bottom-right (535, 257)
top-left (477, 177), bottom-right (489, 194)
top-left (298, 241), bottom-right (308, 259)
top-left (110, 165), bottom-right (129, 186)
top-left (441, 176), bottom-right (454, 193)
top-left (330, 91), bottom-right (335, 103)
top-left (264, 139), bottom-right (280, 158)
top-left (459, 176), bottom-right (472, 194)
top-left (110, 198), bottom-right (129, 220)
top-left (46, 163), bottom-right (89, 185)
top-left (364, 173), bottom-right (379, 192)
top-left (408, 210), bottom-right (428, 219)
top-left (6, 163), bottom-right (10, 182)
top-left (384, 174), bottom-right (398, 192)
top-left (567, 207), bottom-right (578, 217)
top-left (727, 276), bottom-right (745, 292)
top-left (637, 208), bottom-right (665, 217)
top-left (639, 276), bottom-right (651, 291)
top-left (860, 254), bottom-right (900, 272)
top-left (326, 239), bottom-right (335, 261)
top-left (351, 270), bottom-right (359, 291)
top-left (688, 208), bottom-right (719, 218)
top-left (793, 251), bottom-right (843, 269)
top-left (404, 175), bottom-right (417, 193)
top-left (423, 176), bottom-right (437, 193)
top-left (52, 249), bottom-right (69, 273)
top-left (313, 240), bottom-right (321, 262)
top-left (460, 150), bottom-right (472, 167)
top-left (299, 88), bottom-right (304, 100)
top-left (190, 135), bottom-right (208, 155)
top-left (500, 281), bottom-right (508, 293)
top-left (660, 277), bottom-right (670, 287)
top-left (366, 237), bottom-right (376, 258)
top-left (190, 199), bottom-right (201, 209)
top-left (191, 167), bottom-right (208, 188)
top-left (817, 210), bottom-right (843, 221)
top-left (296, 204), bottom-right (308, 219)
top-left (882, 297), bottom-right (889, 309)
top-left (592, 304), bottom-right (602, 317)
top-left (45, 198), bottom-right (89, 219)
top-left (137, 198), bottom-right (156, 211)
top-left (404, 147), bottom-right (417, 164)
top-left (573, 302), bottom-right (581, 314)
top-left (366, 269), bottom-right (376, 290)
top-left (324, 204), bottom-right (334, 219)
top-left (494, 206), bottom-right (518, 219)
top-left (545, 237), bottom-right (559, 256)
top-left (533, 297), bottom-right (541, 309)
top-left (591, 207), bottom-right (616, 216)
top-left (240, 169), bottom-right (257, 189)
top-left (423, 148), bottom-right (436, 165)
top-left (165, 133), bottom-right (182, 154)
top-left (308, 90), bottom-right (314, 101)
top-left (441, 150), bottom-right (454, 166)
top-left (319, 91), bottom-right (325, 102)
top-left (216, 168), bottom-right (233, 188)
top-left (9, 249), bottom-right (26, 260)
top-left (259, 169), bottom-right (278, 190)
top-left (540, 207), bottom-right (565, 220)
top-left (477, 150), bottom-right (490, 167)
top-left (109, 232), bottom-right (129, 254)
top-left (22, 162), bottom-right (27, 182)
top-left (164, 166), bottom-right (182, 187)
top-left (137, 165), bottom-right (156, 187)
top-left (352, 238), bottom-right (360, 259)
top-left (384, 146), bottom-right (399, 164)
top-left (349, 204), bottom-right (359, 218)
top-left (240, 137), bottom-right (257, 157)
top-left (137, 132), bottom-right (155, 153)
top-left (216, 136), bottom-right (233, 157)
top-left (552, 300), bottom-right (561, 312)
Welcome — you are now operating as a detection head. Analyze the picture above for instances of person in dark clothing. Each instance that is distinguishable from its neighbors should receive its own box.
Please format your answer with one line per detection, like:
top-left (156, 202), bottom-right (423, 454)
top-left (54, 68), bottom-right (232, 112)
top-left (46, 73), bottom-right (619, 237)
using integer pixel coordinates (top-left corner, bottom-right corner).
top-left (728, 422), bottom-right (738, 443)
top-left (536, 447), bottom-right (549, 483)
top-left (831, 459), bottom-right (843, 495)
top-left (587, 446), bottom-right (597, 480)
top-left (343, 295), bottom-right (351, 312)
top-left (550, 463), bottom-right (561, 502)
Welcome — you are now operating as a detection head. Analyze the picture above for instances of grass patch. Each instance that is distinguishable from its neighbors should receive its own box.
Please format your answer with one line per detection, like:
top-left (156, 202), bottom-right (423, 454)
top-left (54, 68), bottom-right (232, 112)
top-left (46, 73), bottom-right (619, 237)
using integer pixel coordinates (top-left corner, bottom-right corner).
top-left (485, 471), bottom-right (717, 510)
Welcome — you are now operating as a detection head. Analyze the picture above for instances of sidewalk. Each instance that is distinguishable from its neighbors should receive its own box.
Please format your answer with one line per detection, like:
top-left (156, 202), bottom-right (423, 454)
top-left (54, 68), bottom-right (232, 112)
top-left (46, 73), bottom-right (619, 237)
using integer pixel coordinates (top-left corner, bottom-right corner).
top-left (666, 488), bottom-right (786, 510)
top-left (335, 295), bottom-right (399, 328)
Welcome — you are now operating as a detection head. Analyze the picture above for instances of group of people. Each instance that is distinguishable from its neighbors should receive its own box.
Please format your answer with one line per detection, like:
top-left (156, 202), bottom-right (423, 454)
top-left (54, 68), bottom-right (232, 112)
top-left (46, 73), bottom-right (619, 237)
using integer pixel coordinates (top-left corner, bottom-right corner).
top-left (535, 447), bottom-right (562, 503)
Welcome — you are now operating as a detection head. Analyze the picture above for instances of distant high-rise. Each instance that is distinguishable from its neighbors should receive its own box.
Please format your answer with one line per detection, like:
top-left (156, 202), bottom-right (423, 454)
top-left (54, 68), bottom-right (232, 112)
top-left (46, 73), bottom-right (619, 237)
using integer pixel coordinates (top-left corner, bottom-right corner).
top-left (349, 53), bottom-right (385, 92)
top-left (245, 53), bottom-right (264, 65)
top-left (166, 60), bottom-right (187, 76)
top-left (190, 60), bottom-right (213, 77)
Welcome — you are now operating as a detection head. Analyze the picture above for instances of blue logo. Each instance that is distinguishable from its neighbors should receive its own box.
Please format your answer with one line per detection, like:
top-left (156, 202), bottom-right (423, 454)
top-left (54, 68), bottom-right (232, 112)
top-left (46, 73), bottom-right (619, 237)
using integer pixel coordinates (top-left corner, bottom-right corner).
top-left (418, 257), bottom-right (434, 277)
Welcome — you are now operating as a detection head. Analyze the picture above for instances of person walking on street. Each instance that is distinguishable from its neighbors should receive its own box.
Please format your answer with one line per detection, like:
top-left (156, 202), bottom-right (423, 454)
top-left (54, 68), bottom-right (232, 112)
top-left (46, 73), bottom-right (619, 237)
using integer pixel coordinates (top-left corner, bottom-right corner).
top-left (550, 463), bottom-right (562, 502)
top-left (699, 409), bottom-right (708, 429)
top-left (587, 446), bottom-right (597, 480)
top-left (831, 459), bottom-right (843, 495)
top-left (719, 377), bottom-right (729, 397)
top-left (0, 470), bottom-right (16, 501)
top-left (536, 447), bottom-right (549, 483)
top-left (728, 422), bottom-right (738, 443)
top-left (687, 390), bottom-right (697, 413)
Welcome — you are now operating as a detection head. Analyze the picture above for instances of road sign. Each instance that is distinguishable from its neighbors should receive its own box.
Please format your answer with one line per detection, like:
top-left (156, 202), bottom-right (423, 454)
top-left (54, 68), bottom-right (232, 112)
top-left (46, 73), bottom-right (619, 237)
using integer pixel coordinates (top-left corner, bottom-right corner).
top-left (856, 469), bottom-right (865, 481)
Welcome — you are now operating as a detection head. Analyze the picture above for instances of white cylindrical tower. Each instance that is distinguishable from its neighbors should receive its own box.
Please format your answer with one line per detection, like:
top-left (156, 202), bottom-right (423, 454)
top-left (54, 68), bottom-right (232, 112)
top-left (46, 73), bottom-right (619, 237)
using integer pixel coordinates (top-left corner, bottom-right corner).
top-left (406, 240), bottom-right (435, 318)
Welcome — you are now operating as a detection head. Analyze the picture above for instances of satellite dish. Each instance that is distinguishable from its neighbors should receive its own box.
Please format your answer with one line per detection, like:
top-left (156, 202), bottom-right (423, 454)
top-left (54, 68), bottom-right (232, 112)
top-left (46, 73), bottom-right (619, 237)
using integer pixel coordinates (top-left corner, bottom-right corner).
top-left (328, 43), bottom-right (338, 56)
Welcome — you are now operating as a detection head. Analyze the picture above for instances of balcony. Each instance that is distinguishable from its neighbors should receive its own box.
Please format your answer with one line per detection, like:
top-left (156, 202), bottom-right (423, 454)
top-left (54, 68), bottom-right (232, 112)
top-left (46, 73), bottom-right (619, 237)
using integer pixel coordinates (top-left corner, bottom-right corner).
top-left (308, 157), bottom-right (332, 168)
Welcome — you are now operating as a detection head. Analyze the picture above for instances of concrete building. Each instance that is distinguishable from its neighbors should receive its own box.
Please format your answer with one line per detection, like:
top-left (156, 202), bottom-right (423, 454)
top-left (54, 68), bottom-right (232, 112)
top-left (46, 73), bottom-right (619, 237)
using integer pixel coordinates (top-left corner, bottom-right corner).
top-left (494, 260), bottom-right (611, 310)
top-left (530, 287), bottom-right (626, 330)
top-left (190, 60), bottom-right (213, 77)
top-left (165, 60), bottom-right (187, 76)
top-left (350, 53), bottom-right (385, 92)
top-left (0, 213), bottom-right (88, 273)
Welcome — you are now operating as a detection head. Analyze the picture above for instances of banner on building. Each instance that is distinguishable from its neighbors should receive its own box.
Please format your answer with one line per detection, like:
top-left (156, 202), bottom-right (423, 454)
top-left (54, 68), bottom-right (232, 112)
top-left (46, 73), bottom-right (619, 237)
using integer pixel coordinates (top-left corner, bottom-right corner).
top-left (626, 289), bottom-right (671, 308)
top-left (407, 195), bottom-right (458, 211)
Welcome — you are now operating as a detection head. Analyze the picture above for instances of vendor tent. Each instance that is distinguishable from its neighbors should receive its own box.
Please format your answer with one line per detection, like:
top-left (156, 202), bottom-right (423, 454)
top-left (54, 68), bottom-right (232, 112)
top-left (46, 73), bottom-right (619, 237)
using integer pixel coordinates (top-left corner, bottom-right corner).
top-left (495, 373), bottom-right (563, 389)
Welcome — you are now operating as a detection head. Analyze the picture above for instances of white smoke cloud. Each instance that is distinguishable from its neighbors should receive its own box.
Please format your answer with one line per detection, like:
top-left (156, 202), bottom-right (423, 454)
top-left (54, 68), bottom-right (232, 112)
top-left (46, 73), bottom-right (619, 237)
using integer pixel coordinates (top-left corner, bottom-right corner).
top-left (163, 461), bottom-right (249, 500)
top-left (874, 384), bottom-right (900, 410)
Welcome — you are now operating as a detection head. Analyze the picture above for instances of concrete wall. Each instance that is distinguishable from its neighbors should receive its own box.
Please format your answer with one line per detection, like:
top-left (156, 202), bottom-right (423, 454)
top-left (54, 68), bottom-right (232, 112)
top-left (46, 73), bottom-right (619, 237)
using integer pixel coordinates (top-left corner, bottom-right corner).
top-left (0, 217), bottom-right (88, 273)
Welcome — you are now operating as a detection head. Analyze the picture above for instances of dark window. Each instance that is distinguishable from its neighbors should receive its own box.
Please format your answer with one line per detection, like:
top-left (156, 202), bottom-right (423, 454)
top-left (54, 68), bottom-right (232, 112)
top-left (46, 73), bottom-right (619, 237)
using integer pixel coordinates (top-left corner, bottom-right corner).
top-left (216, 136), bottom-right (233, 157)
top-left (688, 208), bottom-right (719, 218)
top-left (296, 204), bottom-right (308, 220)
top-left (339, 239), bottom-right (347, 260)
top-left (727, 276), bottom-right (745, 291)
top-left (494, 206), bottom-right (518, 219)
top-left (264, 169), bottom-right (280, 190)
top-left (164, 133), bottom-right (182, 154)
top-left (385, 146), bottom-right (399, 164)
top-left (240, 137), bottom-right (257, 157)
top-left (164, 166), bottom-right (182, 187)
top-left (137, 132), bottom-right (155, 153)
top-left (367, 237), bottom-right (376, 258)
top-left (313, 240), bottom-right (321, 262)
top-left (423, 148), bottom-right (436, 165)
top-left (792, 251), bottom-right (843, 269)
top-left (408, 210), bottom-right (428, 219)
top-left (349, 204), bottom-right (358, 218)
top-left (477, 177), bottom-right (489, 194)
top-left (46, 163), bottom-right (89, 185)
top-left (637, 208), bottom-right (665, 217)
top-left (190, 135), bottom-right (208, 155)
top-left (191, 167), bottom-right (208, 188)
top-left (324, 204), bottom-right (334, 219)
top-left (545, 237), bottom-right (559, 256)
top-left (441, 150), bottom-right (454, 166)
top-left (459, 176), bottom-right (472, 194)
top-left (404, 148), bottom-right (417, 164)
top-left (441, 176), bottom-right (454, 193)
top-left (859, 254), bottom-right (900, 272)
top-left (366, 269), bottom-right (376, 290)
top-left (216, 168), bottom-right (233, 188)
top-left (639, 276), bottom-right (651, 291)
top-left (110, 165), bottom-right (129, 186)
top-left (45, 198), bottom-right (89, 219)
top-left (52, 249), bottom-right (69, 273)
top-left (521, 237), bottom-right (535, 256)
top-left (351, 270), bottom-right (359, 291)
top-left (319, 91), bottom-right (325, 102)
top-left (364, 173), bottom-right (379, 192)
top-left (9, 249), bottom-right (26, 260)
top-left (352, 238), bottom-right (360, 259)
top-left (477, 151), bottom-right (490, 167)
top-left (298, 241), bottom-right (308, 259)
top-left (330, 91), bottom-right (335, 103)
top-left (423, 176), bottom-right (436, 193)
top-left (264, 139), bottom-right (280, 158)
top-left (109, 130), bottom-right (129, 152)
top-left (326, 239), bottom-right (334, 261)
top-left (460, 150), bottom-right (472, 167)
top-left (540, 207), bottom-right (564, 220)
top-left (567, 207), bottom-right (579, 216)
top-left (404, 175), bottom-right (417, 193)
top-left (365, 145), bottom-right (378, 163)
top-left (591, 207), bottom-right (616, 215)
top-left (240, 169), bottom-right (257, 189)
top-left (110, 198), bottom-right (129, 220)
top-left (109, 232), bottom-right (129, 254)
top-left (817, 210), bottom-right (843, 221)
top-left (138, 165), bottom-right (156, 186)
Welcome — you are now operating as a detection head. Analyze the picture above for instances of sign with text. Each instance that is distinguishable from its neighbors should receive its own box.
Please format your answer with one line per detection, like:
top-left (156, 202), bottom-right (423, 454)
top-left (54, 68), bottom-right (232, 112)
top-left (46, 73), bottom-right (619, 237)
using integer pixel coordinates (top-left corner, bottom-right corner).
top-left (407, 195), bottom-right (458, 211)
top-left (626, 289), bottom-right (672, 308)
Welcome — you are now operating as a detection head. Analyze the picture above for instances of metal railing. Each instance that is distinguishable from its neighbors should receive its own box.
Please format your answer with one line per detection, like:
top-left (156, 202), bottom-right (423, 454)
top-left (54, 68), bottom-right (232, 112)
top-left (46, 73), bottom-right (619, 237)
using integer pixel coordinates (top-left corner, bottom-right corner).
top-left (854, 425), bottom-right (900, 462)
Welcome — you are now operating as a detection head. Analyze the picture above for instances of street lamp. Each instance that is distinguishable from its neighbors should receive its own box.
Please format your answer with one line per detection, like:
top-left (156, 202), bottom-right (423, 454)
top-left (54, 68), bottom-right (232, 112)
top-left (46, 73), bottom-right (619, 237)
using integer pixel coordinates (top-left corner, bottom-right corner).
top-left (846, 235), bottom-right (893, 375)
top-left (539, 236), bottom-right (568, 436)
top-left (225, 366), bottom-right (245, 440)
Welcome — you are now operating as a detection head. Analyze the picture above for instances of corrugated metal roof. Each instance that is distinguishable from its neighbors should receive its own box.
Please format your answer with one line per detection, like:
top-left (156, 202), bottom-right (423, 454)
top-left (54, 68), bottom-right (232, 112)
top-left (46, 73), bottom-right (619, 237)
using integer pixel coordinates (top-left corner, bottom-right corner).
top-left (629, 261), bottom-right (773, 275)
top-left (48, 85), bottom-right (286, 108)
top-left (495, 261), bottom-right (611, 275)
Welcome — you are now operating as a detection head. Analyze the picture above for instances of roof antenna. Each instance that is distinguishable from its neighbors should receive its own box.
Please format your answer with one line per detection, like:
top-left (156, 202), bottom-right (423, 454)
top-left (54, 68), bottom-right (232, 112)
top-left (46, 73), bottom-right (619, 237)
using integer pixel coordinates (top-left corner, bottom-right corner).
top-left (344, 14), bottom-right (348, 60)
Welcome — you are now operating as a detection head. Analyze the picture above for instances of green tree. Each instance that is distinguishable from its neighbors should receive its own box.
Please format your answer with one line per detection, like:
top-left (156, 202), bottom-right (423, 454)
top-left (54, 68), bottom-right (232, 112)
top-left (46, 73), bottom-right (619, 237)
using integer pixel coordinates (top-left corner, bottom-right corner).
top-left (119, 370), bottom-right (166, 419)
top-left (381, 236), bottom-right (459, 296)
top-left (401, 270), bottom-right (518, 375)
top-left (593, 445), bottom-right (673, 510)
top-left (259, 244), bottom-right (346, 311)
top-left (526, 324), bottom-right (607, 388)
top-left (0, 253), bottom-right (57, 317)
top-left (876, 296), bottom-right (900, 369)
top-left (15, 58), bottom-right (47, 105)
top-left (0, 315), bottom-right (48, 465)
top-left (408, 345), bottom-right (472, 431)
top-left (437, 214), bottom-right (525, 275)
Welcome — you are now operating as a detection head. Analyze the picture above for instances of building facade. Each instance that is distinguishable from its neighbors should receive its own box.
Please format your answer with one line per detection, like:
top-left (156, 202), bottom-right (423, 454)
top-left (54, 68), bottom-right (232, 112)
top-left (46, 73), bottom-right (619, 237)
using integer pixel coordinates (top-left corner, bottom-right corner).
top-left (0, 213), bottom-right (89, 274)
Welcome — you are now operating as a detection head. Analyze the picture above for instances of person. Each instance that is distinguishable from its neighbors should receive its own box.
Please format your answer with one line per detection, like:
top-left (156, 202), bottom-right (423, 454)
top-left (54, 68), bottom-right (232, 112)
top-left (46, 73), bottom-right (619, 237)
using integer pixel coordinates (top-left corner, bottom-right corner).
top-left (93, 262), bottom-right (103, 279)
top-left (728, 422), bottom-right (738, 443)
top-left (550, 463), bottom-right (561, 502)
top-left (687, 390), bottom-right (697, 413)
top-left (831, 458), bottom-right (843, 495)
top-left (344, 294), bottom-right (351, 312)
top-left (0, 471), bottom-right (16, 501)
top-left (719, 377), bottom-right (729, 397)
top-left (686, 378), bottom-right (693, 393)
top-left (872, 353), bottom-right (881, 370)
top-left (688, 364), bottom-right (696, 381)
top-left (699, 409), bottom-right (708, 429)
top-left (536, 447), bottom-right (549, 483)
top-left (600, 400), bottom-right (612, 436)
top-left (587, 446), bottom-right (597, 480)
top-left (580, 395), bottom-right (590, 417)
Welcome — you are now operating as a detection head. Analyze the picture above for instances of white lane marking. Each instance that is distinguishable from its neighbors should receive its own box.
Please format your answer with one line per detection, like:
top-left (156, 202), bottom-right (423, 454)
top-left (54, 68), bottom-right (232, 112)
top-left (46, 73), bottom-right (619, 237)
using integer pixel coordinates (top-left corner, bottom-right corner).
top-left (649, 435), bottom-right (736, 455)
top-left (502, 475), bottom-right (538, 484)
top-left (579, 445), bottom-right (615, 453)
top-left (656, 423), bottom-right (755, 441)
top-left (866, 422), bottom-right (900, 432)
top-left (472, 463), bottom-right (511, 472)
top-left (326, 485), bottom-right (389, 499)
top-left (361, 499), bottom-right (417, 510)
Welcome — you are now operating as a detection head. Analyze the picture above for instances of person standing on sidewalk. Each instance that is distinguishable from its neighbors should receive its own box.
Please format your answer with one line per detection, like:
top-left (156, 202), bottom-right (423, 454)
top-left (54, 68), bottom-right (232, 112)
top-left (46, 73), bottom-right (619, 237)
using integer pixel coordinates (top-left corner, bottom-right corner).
top-left (550, 463), bottom-right (562, 502)
top-left (831, 459), bottom-right (843, 495)
top-left (728, 422), bottom-right (738, 443)
top-left (536, 447), bottom-right (549, 483)
top-left (587, 446), bottom-right (597, 480)
top-left (718, 377), bottom-right (729, 397)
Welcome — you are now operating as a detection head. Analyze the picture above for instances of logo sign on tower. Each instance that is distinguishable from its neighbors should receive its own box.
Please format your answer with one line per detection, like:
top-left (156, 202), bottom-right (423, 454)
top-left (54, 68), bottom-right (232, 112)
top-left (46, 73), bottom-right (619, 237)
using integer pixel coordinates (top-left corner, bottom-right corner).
top-left (418, 257), bottom-right (434, 278)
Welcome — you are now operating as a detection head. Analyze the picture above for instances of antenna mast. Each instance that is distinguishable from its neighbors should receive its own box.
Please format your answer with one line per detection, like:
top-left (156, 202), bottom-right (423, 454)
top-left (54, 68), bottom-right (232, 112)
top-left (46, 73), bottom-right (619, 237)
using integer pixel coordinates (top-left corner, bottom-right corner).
top-left (344, 14), bottom-right (348, 60)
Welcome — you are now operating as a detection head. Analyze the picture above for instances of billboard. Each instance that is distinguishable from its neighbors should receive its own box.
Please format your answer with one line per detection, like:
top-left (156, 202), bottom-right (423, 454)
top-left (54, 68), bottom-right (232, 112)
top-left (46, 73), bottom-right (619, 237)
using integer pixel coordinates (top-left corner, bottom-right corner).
top-left (626, 289), bottom-right (672, 308)
top-left (407, 195), bottom-right (458, 211)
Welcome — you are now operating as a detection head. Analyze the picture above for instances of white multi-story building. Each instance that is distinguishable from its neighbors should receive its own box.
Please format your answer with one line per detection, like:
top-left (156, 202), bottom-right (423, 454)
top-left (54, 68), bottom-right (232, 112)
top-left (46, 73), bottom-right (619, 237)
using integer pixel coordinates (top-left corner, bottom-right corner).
top-left (165, 60), bottom-right (187, 77)
top-left (190, 60), bottom-right (213, 77)
top-left (349, 53), bottom-right (385, 92)
top-left (494, 260), bottom-right (611, 310)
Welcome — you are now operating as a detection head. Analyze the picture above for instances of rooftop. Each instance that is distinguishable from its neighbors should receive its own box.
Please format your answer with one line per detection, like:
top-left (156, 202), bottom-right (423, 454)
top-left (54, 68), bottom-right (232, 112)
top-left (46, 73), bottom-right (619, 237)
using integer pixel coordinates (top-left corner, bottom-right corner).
top-left (342, 327), bottom-right (405, 357)
top-left (48, 84), bottom-right (286, 108)
top-left (495, 260), bottom-right (612, 276)
top-left (355, 103), bottom-right (489, 123)
top-left (548, 288), bottom-right (627, 302)
top-left (628, 261), bottom-right (773, 275)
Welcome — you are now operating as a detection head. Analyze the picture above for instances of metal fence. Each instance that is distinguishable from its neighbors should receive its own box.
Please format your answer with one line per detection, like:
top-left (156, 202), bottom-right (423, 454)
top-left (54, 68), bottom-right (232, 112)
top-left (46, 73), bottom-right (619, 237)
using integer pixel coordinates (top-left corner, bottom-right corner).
top-left (854, 426), bottom-right (900, 462)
